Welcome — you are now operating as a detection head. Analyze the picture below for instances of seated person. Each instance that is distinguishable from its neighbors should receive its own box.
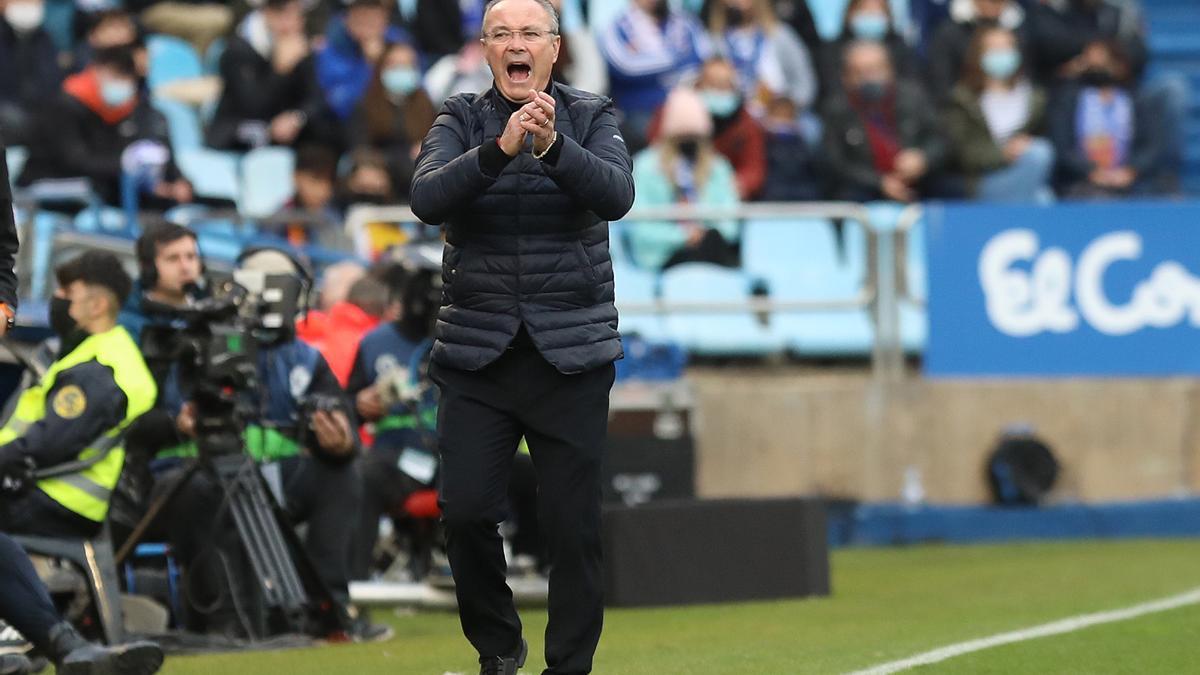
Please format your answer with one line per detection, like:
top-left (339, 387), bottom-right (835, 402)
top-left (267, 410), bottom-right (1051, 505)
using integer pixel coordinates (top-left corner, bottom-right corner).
top-left (944, 26), bottom-right (1055, 202)
top-left (207, 0), bottom-right (336, 152)
top-left (316, 0), bottom-right (407, 124)
top-left (819, 0), bottom-right (923, 102)
top-left (629, 87), bottom-right (740, 270)
top-left (0, 534), bottom-right (163, 675)
top-left (303, 273), bottom-right (387, 387)
top-left (1048, 39), bottom-right (1169, 198)
top-left (349, 41), bottom-right (437, 200)
top-left (760, 94), bottom-right (821, 201)
top-left (820, 41), bottom-right (951, 203)
top-left (148, 248), bottom-right (384, 641)
top-left (17, 46), bottom-right (195, 212)
top-left (0, 0), bottom-right (63, 145)
top-left (337, 146), bottom-right (396, 207)
top-left (71, 7), bottom-right (146, 75)
top-left (346, 263), bottom-right (439, 581)
top-left (706, 0), bottom-right (817, 115)
top-left (599, 0), bottom-right (713, 153)
top-left (926, 0), bottom-right (1032, 103)
top-left (271, 144), bottom-right (341, 246)
top-left (0, 251), bottom-right (156, 540)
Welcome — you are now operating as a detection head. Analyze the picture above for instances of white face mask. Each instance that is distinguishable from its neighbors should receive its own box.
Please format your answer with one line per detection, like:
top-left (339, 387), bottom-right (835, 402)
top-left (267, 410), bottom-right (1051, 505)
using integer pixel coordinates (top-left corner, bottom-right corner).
top-left (5, 1), bottom-right (45, 32)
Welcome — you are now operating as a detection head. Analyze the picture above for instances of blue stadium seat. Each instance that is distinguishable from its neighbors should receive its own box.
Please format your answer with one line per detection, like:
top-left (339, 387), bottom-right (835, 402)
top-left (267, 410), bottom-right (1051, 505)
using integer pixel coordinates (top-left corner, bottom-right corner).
top-left (240, 147), bottom-right (296, 218)
top-left (659, 263), bottom-right (784, 357)
top-left (5, 146), bottom-right (27, 186)
top-left (29, 211), bottom-right (70, 300)
top-left (152, 98), bottom-right (203, 153)
top-left (73, 206), bottom-right (131, 236)
top-left (176, 148), bottom-right (241, 201)
top-left (147, 35), bottom-right (204, 89)
top-left (613, 262), bottom-right (665, 341)
top-left (742, 218), bottom-right (873, 356)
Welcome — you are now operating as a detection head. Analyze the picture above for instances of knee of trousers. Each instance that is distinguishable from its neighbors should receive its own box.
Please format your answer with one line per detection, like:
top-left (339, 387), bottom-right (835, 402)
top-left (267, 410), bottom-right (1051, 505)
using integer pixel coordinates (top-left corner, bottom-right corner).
top-left (439, 496), bottom-right (508, 530)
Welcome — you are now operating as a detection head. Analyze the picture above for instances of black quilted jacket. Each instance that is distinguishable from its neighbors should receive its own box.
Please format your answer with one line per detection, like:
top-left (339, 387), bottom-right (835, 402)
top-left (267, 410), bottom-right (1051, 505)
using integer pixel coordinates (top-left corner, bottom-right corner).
top-left (411, 82), bottom-right (634, 374)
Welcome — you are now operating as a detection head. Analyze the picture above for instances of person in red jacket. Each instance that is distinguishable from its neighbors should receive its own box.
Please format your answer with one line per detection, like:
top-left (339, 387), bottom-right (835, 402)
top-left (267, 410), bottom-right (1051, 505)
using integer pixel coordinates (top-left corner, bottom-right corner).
top-left (302, 273), bottom-right (387, 385)
top-left (646, 56), bottom-right (768, 200)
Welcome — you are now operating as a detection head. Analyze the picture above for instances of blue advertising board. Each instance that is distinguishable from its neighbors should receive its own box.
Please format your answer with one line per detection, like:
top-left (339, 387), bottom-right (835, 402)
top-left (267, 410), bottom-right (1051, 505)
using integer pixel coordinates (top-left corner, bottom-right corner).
top-left (924, 202), bottom-right (1200, 377)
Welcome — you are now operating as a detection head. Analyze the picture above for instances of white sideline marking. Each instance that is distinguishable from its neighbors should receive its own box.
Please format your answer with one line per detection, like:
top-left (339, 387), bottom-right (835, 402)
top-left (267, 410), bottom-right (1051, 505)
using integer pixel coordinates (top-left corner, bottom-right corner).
top-left (846, 586), bottom-right (1200, 675)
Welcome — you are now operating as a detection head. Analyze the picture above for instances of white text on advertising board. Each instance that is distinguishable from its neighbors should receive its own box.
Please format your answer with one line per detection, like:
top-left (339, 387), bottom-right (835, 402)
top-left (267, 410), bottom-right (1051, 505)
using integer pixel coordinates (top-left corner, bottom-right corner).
top-left (979, 229), bottom-right (1200, 337)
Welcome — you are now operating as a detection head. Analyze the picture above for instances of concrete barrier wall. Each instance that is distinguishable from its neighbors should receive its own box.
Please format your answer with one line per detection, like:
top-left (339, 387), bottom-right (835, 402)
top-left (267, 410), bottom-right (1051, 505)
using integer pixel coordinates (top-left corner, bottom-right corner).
top-left (686, 368), bottom-right (1200, 504)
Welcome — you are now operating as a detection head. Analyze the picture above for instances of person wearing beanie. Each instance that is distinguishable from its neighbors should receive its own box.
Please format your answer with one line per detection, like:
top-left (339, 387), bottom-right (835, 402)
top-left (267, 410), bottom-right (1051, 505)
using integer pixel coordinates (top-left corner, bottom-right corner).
top-left (628, 86), bottom-right (742, 270)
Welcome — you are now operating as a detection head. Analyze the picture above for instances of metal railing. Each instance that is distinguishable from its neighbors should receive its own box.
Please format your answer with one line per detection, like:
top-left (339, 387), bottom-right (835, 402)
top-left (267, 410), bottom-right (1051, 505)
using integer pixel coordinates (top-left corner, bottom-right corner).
top-left (16, 198), bottom-right (923, 381)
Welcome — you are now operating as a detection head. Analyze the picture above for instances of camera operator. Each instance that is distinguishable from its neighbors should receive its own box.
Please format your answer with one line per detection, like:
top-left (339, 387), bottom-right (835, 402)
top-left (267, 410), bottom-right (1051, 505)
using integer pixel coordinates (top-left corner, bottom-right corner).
top-left (345, 262), bottom-right (438, 580)
top-left (151, 248), bottom-right (387, 642)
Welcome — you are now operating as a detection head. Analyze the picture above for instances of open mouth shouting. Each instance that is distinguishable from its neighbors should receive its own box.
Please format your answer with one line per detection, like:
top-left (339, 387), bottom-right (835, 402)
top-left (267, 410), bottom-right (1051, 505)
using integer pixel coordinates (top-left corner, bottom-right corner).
top-left (506, 60), bottom-right (533, 85)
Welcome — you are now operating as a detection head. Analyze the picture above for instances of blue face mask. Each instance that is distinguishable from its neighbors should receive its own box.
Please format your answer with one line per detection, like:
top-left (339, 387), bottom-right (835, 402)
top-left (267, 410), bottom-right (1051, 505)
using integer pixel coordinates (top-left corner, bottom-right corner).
top-left (850, 12), bottom-right (889, 41)
top-left (700, 90), bottom-right (741, 118)
top-left (981, 48), bottom-right (1021, 80)
top-left (100, 79), bottom-right (136, 107)
top-left (381, 66), bottom-right (421, 97)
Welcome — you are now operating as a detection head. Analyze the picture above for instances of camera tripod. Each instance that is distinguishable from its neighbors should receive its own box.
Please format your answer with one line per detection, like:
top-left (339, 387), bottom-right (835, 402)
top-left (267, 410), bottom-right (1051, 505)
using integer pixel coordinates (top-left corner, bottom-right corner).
top-left (114, 448), bottom-right (343, 639)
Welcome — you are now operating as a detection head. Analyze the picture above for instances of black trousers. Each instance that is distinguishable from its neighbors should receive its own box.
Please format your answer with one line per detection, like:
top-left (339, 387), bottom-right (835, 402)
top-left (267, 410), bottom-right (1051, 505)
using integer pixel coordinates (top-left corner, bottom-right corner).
top-left (159, 454), bottom-right (362, 636)
top-left (432, 344), bottom-right (615, 675)
top-left (0, 532), bottom-right (61, 650)
top-left (351, 445), bottom-right (425, 580)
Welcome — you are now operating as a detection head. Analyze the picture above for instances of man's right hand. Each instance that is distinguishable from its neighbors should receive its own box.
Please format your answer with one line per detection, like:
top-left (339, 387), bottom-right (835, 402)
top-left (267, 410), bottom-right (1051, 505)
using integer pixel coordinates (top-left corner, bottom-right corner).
top-left (356, 387), bottom-right (384, 421)
top-left (881, 174), bottom-right (916, 202)
top-left (498, 109), bottom-right (530, 157)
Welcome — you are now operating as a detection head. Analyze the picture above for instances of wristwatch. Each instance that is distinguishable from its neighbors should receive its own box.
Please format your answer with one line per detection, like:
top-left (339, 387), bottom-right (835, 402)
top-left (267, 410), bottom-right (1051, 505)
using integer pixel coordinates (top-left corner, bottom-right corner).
top-left (0, 303), bottom-right (15, 330)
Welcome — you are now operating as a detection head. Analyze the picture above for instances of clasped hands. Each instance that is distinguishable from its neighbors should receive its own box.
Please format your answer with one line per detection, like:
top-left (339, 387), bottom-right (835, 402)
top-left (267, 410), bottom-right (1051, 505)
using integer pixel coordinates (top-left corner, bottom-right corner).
top-left (498, 91), bottom-right (557, 158)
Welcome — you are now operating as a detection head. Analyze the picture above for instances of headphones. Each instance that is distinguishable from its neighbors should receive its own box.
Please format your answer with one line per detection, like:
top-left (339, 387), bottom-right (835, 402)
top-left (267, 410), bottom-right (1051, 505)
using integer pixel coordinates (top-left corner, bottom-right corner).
top-left (136, 223), bottom-right (203, 291)
top-left (235, 245), bottom-right (317, 320)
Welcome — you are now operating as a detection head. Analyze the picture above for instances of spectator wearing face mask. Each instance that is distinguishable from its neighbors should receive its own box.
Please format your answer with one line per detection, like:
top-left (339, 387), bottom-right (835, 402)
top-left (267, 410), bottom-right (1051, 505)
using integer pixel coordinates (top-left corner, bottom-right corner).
top-left (629, 87), bottom-right (740, 270)
top-left (72, 9), bottom-right (146, 75)
top-left (349, 41), bottom-right (436, 201)
top-left (821, 40), bottom-right (950, 202)
top-left (207, 0), bottom-right (336, 152)
top-left (926, 0), bottom-right (1032, 103)
top-left (18, 46), bottom-right (196, 211)
top-left (0, 0), bottom-right (63, 145)
top-left (600, 0), bottom-right (714, 153)
top-left (648, 57), bottom-right (767, 200)
top-left (1048, 39), bottom-right (1170, 198)
top-left (706, 0), bottom-right (817, 115)
top-left (316, 0), bottom-right (408, 122)
top-left (945, 26), bottom-right (1054, 202)
top-left (819, 0), bottom-right (922, 101)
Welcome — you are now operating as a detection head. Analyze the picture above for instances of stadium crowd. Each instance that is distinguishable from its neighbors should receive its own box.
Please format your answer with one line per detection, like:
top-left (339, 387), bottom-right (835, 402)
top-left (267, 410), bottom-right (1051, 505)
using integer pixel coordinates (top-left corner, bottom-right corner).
top-left (0, 0), bottom-right (1190, 270)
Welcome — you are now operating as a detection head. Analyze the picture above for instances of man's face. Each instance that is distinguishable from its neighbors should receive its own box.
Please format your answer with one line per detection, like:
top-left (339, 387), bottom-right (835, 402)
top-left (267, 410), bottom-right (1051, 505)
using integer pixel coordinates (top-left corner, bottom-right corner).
top-left (58, 281), bottom-right (107, 327)
top-left (264, 0), bottom-right (304, 38)
top-left (482, 0), bottom-right (560, 102)
top-left (345, 5), bottom-right (387, 47)
top-left (295, 170), bottom-right (333, 210)
top-left (154, 236), bottom-right (202, 295)
top-left (844, 42), bottom-right (893, 90)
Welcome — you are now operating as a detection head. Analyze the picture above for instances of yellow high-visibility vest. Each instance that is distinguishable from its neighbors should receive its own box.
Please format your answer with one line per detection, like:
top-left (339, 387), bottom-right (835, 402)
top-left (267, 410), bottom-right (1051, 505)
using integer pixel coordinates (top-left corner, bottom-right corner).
top-left (0, 326), bottom-right (156, 522)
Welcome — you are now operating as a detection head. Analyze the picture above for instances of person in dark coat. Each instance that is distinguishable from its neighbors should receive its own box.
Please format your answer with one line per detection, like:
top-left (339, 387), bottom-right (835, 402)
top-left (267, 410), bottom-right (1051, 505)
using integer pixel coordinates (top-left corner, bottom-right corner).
top-left (17, 46), bottom-right (195, 211)
top-left (0, 0), bottom-right (64, 145)
top-left (1048, 39), bottom-right (1168, 197)
top-left (409, 0), bottom-right (633, 672)
top-left (819, 0), bottom-right (923, 102)
top-left (348, 41), bottom-right (437, 201)
top-left (206, 0), bottom-right (335, 151)
top-left (925, 0), bottom-right (1033, 103)
top-left (821, 40), bottom-right (950, 202)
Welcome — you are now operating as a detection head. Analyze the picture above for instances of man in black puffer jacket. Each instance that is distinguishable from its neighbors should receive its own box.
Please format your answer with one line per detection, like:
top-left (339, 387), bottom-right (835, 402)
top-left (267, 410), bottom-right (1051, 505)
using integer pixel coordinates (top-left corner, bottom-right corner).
top-left (410, 0), bottom-right (633, 673)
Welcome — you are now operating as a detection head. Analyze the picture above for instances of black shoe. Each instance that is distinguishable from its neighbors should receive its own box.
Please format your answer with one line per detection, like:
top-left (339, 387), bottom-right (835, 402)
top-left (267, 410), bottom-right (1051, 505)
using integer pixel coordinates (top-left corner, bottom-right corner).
top-left (0, 654), bottom-right (33, 675)
top-left (478, 638), bottom-right (527, 675)
top-left (46, 623), bottom-right (164, 675)
top-left (347, 617), bottom-right (394, 644)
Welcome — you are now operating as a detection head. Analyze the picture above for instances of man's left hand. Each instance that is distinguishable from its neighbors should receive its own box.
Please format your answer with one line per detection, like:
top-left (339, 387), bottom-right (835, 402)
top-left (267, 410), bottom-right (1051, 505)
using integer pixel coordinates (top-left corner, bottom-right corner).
top-left (519, 91), bottom-right (557, 156)
top-left (312, 410), bottom-right (353, 456)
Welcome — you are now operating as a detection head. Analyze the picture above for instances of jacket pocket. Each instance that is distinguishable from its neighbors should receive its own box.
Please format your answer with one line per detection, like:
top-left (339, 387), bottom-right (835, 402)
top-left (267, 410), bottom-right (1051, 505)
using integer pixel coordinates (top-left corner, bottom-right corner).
top-left (573, 240), bottom-right (600, 303)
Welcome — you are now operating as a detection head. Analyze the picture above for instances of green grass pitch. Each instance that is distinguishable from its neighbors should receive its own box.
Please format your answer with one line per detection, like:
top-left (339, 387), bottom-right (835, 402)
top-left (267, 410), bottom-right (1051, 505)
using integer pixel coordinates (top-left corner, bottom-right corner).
top-left (158, 539), bottom-right (1200, 674)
